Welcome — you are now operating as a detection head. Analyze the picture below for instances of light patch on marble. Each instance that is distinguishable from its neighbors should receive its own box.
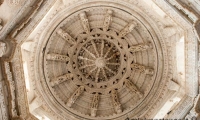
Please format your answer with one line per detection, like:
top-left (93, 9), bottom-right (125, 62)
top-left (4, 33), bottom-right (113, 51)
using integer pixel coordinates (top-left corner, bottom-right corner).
top-left (154, 97), bottom-right (181, 119)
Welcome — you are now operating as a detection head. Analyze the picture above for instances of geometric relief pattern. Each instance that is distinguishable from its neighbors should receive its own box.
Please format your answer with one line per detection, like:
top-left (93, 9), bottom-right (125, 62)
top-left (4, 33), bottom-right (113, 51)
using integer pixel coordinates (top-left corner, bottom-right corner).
top-left (46, 53), bottom-right (69, 62)
top-left (42, 7), bottom-right (159, 119)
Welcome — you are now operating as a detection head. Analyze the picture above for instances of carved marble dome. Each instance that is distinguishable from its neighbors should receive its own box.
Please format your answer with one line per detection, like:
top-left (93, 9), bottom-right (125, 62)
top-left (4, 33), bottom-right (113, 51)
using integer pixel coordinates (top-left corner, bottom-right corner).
top-left (0, 0), bottom-right (200, 120)
top-left (41, 7), bottom-right (159, 119)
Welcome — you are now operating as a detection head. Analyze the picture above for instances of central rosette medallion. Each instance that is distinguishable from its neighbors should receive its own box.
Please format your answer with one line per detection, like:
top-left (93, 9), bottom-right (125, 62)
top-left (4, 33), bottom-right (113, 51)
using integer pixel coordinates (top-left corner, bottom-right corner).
top-left (95, 57), bottom-right (106, 68)
top-left (77, 39), bottom-right (121, 83)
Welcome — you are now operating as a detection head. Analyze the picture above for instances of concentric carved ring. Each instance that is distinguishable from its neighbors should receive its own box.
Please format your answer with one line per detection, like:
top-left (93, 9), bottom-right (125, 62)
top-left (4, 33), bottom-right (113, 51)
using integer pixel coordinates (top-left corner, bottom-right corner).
top-left (42, 6), bottom-right (160, 119)
top-left (77, 39), bottom-right (121, 83)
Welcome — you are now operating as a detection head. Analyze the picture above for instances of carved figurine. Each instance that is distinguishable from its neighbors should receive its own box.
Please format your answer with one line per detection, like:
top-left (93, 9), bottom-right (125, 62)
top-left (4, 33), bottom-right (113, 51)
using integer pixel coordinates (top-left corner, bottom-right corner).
top-left (144, 68), bottom-right (154, 75)
top-left (46, 53), bottom-right (69, 62)
top-left (119, 21), bottom-right (137, 37)
top-left (131, 63), bottom-right (146, 73)
top-left (0, 42), bottom-right (6, 57)
top-left (111, 89), bottom-right (122, 114)
top-left (125, 79), bottom-right (143, 98)
top-left (131, 63), bottom-right (154, 75)
top-left (90, 93), bottom-right (99, 117)
top-left (67, 86), bottom-right (84, 107)
top-left (51, 73), bottom-right (73, 87)
top-left (79, 12), bottom-right (90, 34)
top-left (103, 10), bottom-right (113, 31)
top-left (57, 28), bottom-right (75, 44)
top-left (129, 43), bottom-right (152, 52)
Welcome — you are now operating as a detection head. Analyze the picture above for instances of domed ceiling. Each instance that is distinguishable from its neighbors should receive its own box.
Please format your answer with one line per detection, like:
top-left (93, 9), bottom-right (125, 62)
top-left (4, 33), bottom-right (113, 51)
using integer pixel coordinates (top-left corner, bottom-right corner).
top-left (41, 6), bottom-right (160, 119)
top-left (0, 0), bottom-right (199, 120)
top-left (32, 1), bottom-right (173, 119)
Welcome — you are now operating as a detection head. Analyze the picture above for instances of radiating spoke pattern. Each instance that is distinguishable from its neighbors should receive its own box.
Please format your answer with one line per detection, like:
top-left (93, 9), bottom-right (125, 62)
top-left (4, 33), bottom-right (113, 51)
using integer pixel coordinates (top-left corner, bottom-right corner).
top-left (77, 39), bottom-right (121, 82)
top-left (44, 8), bottom-right (157, 119)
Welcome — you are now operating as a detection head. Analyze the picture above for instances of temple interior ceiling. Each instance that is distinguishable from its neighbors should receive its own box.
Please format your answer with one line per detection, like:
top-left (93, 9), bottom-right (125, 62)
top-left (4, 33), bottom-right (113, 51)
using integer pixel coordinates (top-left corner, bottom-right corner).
top-left (0, 0), bottom-right (200, 120)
